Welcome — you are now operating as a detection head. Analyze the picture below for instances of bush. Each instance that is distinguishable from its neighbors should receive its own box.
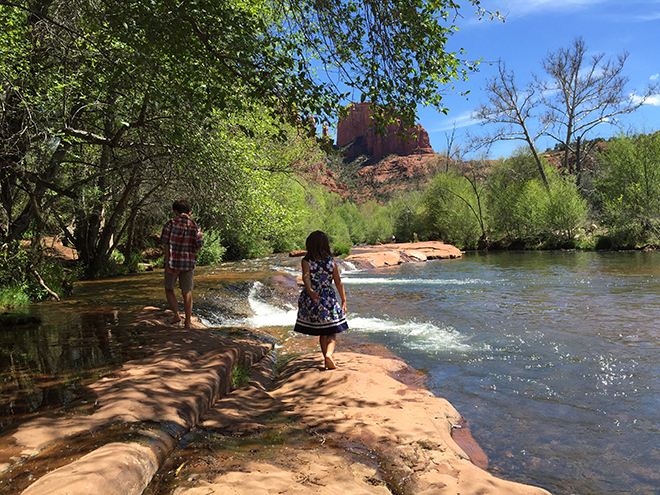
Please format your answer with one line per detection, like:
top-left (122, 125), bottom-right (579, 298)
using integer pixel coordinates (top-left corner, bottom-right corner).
top-left (539, 172), bottom-right (588, 247)
top-left (0, 240), bottom-right (76, 304)
top-left (597, 133), bottom-right (660, 247)
top-left (197, 231), bottom-right (227, 266)
top-left (359, 200), bottom-right (394, 245)
top-left (485, 151), bottom-right (587, 248)
top-left (332, 243), bottom-right (351, 257)
top-left (422, 170), bottom-right (482, 249)
top-left (0, 285), bottom-right (31, 310)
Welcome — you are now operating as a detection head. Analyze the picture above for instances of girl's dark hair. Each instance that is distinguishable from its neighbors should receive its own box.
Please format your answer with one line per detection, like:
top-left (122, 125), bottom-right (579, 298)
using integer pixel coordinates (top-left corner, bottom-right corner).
top-left (304, 230), bottom-right (332, 261)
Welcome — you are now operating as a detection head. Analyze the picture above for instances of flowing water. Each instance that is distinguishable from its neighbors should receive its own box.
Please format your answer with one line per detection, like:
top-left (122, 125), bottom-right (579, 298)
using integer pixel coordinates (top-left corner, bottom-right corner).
top-left (2, 251), bottom-right (660, 494)
top-left (206, 251), bottom-right (660, 494)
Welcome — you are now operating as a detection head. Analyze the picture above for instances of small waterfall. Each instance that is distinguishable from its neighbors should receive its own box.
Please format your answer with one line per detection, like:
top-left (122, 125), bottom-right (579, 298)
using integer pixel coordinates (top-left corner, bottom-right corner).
top-left (245, 281), bottom-right (297, 328)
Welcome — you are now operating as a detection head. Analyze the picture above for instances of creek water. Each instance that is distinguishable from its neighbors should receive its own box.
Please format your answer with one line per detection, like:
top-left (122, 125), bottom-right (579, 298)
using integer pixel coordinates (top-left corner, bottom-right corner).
top-left (2, 251), bottom-right (659, 494)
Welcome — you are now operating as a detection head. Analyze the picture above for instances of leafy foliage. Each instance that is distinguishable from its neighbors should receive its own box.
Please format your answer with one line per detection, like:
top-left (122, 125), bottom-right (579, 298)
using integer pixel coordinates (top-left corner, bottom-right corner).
top-left (358, 201), bottom-right (394, 245)
top-left (485, 150), bottom-right (587, 247)
top-left (422, 169), bottom-right (482, 249)
top-left (2, 0), bottom-right (491, 286)
top-left (597, 133), bottom-right (660, 247)
top-left (0, 241), bottom-right (74, 308)
top-left (231, 361), bottom-right (252, 389)
top-left (196, 231), bottom-right (227, 266)
top-left (390, 191), bottom-right (428, 244)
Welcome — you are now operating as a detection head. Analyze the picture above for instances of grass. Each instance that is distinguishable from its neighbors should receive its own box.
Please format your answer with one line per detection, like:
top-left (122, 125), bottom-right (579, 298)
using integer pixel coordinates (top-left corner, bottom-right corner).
top-left (0, 285), bottom-right (31, 311)
top-left (231, 362), bottom-right (252, 389)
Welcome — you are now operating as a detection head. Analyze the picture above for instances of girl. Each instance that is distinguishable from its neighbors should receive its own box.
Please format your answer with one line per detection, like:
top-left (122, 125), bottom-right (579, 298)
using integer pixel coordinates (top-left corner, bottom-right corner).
top-left (294, 231), bottom-right (348, 370)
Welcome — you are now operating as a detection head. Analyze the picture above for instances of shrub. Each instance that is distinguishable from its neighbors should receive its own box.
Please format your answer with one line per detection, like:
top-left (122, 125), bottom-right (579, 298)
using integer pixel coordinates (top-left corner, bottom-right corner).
top-left (422, 170), bottom-right (482, 249)
top-left (0, 240), bottom-right (76, 303)
top-left (485, 151), bottom-right (587, 248)
top-left (0, 285), bottom-right (31, 310)
top-left (332, 243), bottom-right (351, 257)
top-left (197, 231), bottom-right (227, 266)
top-left (359, 200), bottom-right (394, 245)
top-left (596, 133), bottom-right (660, 247)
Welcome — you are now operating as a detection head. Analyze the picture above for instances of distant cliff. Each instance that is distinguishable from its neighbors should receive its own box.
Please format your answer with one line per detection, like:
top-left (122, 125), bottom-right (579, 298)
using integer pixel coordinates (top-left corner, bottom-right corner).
top-left (336, 103), bottom-right (435, 162)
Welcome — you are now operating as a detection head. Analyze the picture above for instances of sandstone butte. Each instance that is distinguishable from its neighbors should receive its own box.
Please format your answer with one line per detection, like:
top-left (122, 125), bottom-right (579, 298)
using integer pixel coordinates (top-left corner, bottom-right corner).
top-left (336, 102), bottom-right (435, 163)
top-left (0, 300), bottom-right (551, 495)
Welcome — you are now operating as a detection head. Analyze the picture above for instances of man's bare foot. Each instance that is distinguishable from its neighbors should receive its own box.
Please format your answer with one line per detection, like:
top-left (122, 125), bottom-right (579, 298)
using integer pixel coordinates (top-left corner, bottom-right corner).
top-left (169, 315), bottom-right (182, 325)
top-left (324, 355), bottom-right (338, 370)
top-left (184, 319), bottom-right (192, 329)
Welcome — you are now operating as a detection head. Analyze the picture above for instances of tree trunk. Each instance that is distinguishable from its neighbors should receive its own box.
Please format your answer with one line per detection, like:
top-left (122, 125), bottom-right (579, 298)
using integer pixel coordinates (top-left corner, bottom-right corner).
top-left (575, 136), bottom-right (582, 188)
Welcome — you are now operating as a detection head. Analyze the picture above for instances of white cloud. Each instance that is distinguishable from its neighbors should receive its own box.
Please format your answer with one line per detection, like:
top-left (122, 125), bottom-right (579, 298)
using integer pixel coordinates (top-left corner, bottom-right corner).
top-left (428, 111), bottom-right (481, 132)
top-left (631, 94), bottom-right (660, 106)
top-left (487, 0), bottom-right (605, 18)
top-left (631, 11), bottom-right (660, 21)
top-left (651, 74), bottom-right (660, 81)
top-left (643, 95), bottom-right (660, 106)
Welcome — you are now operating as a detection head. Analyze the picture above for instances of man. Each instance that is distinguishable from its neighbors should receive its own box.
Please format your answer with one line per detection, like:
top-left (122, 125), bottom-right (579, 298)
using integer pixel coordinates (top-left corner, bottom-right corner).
top-left (161, 199), bottom-right (204, 328)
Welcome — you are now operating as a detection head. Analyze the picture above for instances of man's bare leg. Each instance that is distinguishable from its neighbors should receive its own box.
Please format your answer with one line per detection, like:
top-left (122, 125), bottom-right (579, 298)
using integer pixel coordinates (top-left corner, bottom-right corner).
top-left (182, 290), bottom-right (193, 328)
top-left (165, 288), bottom-right (182, 324)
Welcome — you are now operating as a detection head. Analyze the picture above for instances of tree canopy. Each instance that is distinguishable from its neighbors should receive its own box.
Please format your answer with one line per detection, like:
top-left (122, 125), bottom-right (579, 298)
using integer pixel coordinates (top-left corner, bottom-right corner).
top-left (1, 0), bottom-right (491, 278)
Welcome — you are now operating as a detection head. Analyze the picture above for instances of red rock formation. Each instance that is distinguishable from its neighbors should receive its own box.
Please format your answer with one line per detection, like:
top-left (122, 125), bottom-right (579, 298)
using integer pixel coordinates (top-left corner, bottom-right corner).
top-left (541, 141), bottom-right (607, 175)
top-left (337, 103), bottom-right (434, 161)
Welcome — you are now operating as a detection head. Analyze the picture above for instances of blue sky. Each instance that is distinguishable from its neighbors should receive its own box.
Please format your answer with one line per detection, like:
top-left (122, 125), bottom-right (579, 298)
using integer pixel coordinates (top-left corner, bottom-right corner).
top-left (415, 0), bottom-right (660, 159)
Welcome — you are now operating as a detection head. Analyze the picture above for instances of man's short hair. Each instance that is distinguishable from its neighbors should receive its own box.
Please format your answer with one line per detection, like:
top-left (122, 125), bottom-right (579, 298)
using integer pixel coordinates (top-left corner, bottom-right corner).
top-left (173, 199), bottom-right (191, 214)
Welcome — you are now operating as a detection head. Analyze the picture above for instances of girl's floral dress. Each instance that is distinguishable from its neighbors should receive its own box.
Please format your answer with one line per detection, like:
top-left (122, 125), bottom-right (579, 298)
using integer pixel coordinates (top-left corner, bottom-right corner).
top-left (294, 256), bottom-right (348, 336)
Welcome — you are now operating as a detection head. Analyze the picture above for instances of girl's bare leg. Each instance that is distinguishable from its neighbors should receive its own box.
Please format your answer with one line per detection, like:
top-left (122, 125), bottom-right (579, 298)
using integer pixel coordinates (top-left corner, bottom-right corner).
top-left (320, 335), bottom-right (328, 357)
top-left (323, 333), bottom-right (337, 369)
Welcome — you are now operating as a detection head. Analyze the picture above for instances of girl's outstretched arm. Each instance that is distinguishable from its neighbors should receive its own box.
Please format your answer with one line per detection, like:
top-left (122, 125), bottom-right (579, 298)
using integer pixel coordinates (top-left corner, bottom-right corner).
top-left (302, 259), bottom-right (320, 303)
top-left (332, 263), bottom-right (347, 315)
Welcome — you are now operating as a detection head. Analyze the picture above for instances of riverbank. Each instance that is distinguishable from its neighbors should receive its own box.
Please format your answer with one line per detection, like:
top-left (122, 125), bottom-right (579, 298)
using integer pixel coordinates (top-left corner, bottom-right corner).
top-left (345, 241), bottom-right (463, 268)
top-left (1, 306), bottom-right (550, 494)
top-left (288, 240), bottom-right (463, 268)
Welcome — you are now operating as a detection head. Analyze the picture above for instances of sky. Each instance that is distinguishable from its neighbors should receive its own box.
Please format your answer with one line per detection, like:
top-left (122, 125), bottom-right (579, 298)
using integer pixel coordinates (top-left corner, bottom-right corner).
top-left (412, 0), bottom-right (660, 159)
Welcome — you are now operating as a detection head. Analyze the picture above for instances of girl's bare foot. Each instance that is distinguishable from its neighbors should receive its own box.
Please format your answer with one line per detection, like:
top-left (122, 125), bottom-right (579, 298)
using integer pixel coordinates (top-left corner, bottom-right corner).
top-left (169, 315), bottom-right (182, 325)
top-left (325, 355), bottom-right (338, 370)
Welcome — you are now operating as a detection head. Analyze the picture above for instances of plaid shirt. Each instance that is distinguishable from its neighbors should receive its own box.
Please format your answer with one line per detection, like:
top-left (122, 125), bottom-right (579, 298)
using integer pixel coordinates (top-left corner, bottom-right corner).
top-left (161, 215), bottom-right (204, 271)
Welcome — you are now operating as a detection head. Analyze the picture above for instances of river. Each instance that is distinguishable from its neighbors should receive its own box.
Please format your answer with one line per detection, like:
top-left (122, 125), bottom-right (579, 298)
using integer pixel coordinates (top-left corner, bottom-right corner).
top-left (2, 250), bottom-right (659, 494)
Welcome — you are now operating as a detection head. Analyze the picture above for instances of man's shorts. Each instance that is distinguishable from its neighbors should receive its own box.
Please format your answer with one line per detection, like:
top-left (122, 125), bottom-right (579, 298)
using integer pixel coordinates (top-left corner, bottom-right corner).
top-left (164, 269), bottom-right (194, 292)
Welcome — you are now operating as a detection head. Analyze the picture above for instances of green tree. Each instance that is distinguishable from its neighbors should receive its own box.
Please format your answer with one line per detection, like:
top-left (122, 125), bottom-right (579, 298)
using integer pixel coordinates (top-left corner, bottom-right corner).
top-left (1, 0), bottom-right (494, 282)
top-left (359, 201), bottom-right (394, 245)
top-left (597, 133), bottom-right (660, 246)
top-left (421, 169), bottom-right (482, 249)
top-left (336, 202), bottom-right (366, 245)
top-left (390, 191), bottom-right (428, 243)
top-left (486, 149), bottom-right (586, 247)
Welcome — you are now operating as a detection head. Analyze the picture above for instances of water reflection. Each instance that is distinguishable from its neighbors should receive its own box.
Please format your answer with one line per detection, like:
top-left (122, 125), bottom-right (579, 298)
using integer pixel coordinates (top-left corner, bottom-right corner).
top-left (0, 309), bottom-right (158, 431)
